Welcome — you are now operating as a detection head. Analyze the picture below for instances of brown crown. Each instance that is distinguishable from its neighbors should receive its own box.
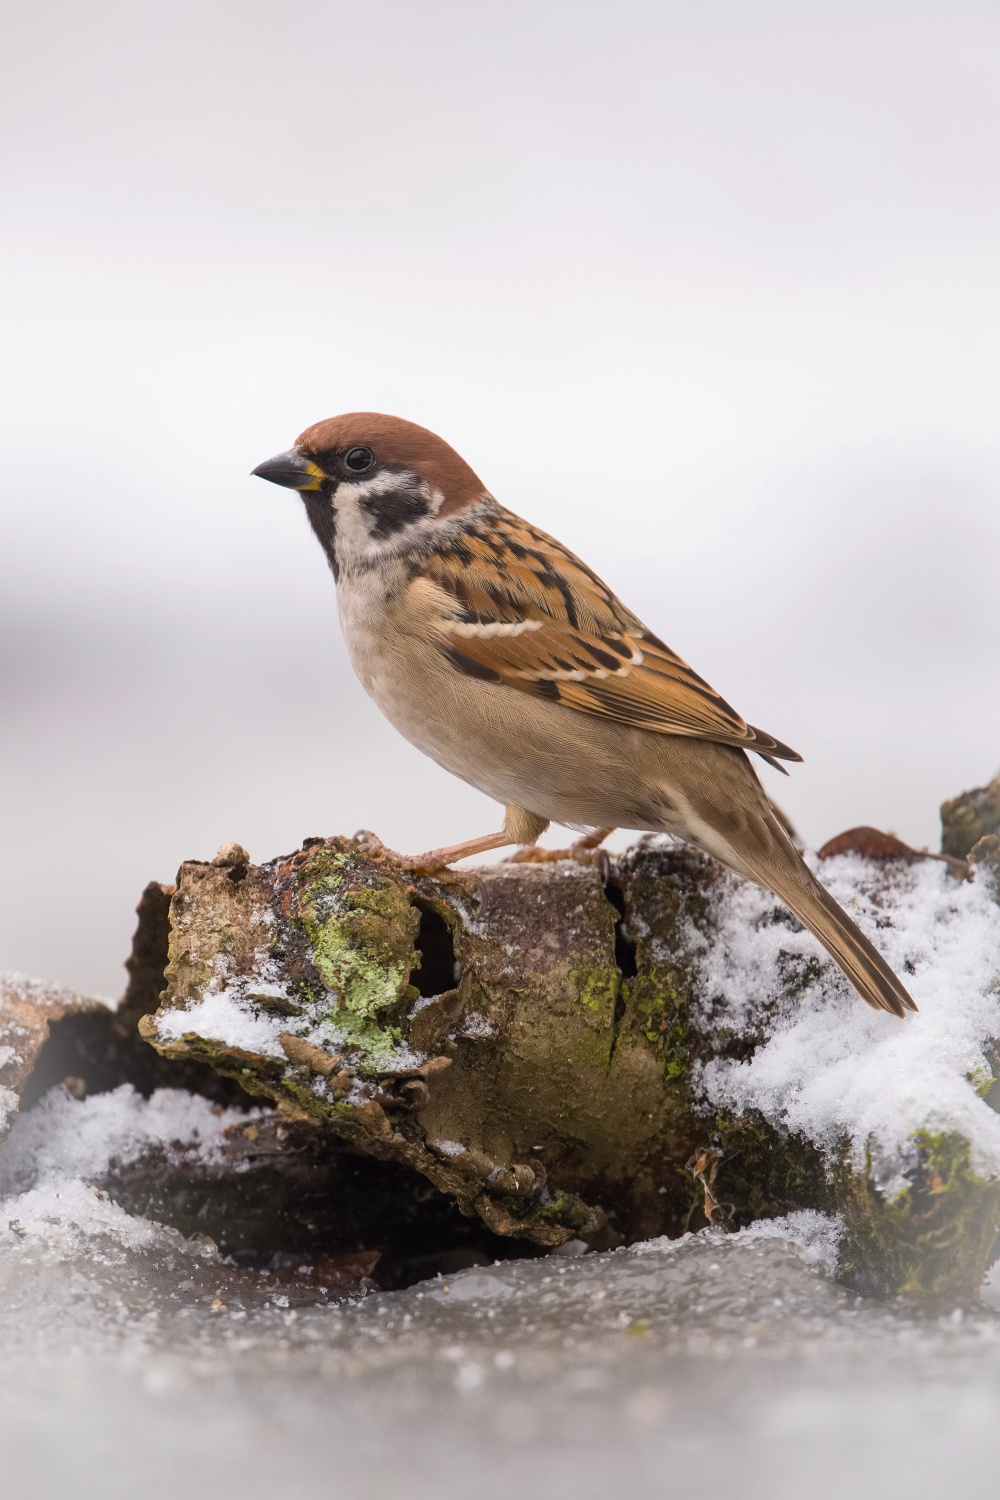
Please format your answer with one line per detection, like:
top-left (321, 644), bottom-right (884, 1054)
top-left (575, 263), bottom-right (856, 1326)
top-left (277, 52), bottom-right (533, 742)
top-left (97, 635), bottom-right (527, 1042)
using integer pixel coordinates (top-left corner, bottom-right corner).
top-left (296, 412), bottom-right (488, 518)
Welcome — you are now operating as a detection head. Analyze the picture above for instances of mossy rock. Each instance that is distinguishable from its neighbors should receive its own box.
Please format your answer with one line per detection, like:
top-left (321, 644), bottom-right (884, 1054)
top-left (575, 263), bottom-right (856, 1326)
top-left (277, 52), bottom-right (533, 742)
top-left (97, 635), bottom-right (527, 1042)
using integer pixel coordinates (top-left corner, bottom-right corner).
top-left (941, 773), bottom-right (1000, 860)
top-left (136, 836), bottom-right (1000, 1300)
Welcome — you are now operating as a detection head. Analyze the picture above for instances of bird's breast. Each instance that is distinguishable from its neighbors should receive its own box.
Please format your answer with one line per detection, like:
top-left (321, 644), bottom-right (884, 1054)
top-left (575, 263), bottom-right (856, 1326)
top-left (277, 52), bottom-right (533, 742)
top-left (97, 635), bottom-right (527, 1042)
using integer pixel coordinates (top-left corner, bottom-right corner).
top-left (335, 565), bottom-right (442, 702)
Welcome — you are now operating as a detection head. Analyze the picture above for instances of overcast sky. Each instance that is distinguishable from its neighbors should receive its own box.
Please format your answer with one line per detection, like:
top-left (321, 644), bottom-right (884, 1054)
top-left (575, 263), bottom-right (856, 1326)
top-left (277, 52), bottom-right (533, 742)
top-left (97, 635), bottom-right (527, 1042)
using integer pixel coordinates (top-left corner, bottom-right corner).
top-left (2, 0), bottom-right (999, 995)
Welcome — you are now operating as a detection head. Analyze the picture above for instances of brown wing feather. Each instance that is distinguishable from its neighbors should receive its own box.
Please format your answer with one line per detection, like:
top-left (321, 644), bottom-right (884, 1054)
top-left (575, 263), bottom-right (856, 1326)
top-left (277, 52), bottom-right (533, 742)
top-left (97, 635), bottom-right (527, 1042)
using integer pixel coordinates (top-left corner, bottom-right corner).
top-left (425, 508), bottom-right (802, 763)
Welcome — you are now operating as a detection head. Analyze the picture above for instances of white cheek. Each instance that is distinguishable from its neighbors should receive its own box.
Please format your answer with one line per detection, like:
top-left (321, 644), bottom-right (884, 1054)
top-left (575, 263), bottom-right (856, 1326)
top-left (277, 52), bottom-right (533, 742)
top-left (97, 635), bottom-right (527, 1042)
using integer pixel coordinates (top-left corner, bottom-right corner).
top-left (333, 473), bottom-right (438, 562)
top-left (332, 492), bottom-right (375, 557)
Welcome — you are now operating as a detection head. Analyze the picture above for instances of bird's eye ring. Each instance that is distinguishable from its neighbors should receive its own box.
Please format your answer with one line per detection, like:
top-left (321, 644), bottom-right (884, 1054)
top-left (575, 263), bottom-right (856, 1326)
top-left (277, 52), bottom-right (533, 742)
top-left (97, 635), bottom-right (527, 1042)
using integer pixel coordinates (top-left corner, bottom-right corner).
top-left (344, 446), bottom-right (376, 473)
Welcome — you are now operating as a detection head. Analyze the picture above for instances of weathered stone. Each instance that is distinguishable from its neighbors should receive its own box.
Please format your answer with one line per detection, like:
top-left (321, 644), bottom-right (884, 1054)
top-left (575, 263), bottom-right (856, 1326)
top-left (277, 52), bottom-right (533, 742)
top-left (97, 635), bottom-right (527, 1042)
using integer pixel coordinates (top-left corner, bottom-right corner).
top-left (12, 796), bottom-right (1000, 1303)
top-left (969, 834), bottom-right (1000, 898)
top-left (941, 772), bottom-right (1000, 860)
top-left (133, 831), bottom-right (1000, 1301)
top-left (0, 974), bottom-right (106, 1143)
top-left (140, 839), bottom-right (626, 1247)
top-left (19, 881), bottom-right (250, 1111)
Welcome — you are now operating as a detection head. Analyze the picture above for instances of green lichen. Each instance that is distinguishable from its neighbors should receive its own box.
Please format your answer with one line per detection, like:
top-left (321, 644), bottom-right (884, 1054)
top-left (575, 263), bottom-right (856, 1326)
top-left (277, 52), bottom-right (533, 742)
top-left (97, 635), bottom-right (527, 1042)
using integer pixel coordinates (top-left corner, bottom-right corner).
top-left (711, 1108), bottom-right (833, 1229)
top-left (836, 1130), bottom-right (1000, 1301)
top-left (708, 1112), bottom-right (1000, 1300)
top-left (624, 970), bottom-right (692, 1081)
top-left (969, 1065), bottom-right (995, 1100)
top-left (570, 957), bottom-right (619, 1020)
top-left (292, 846), bottom-right (419, 1071)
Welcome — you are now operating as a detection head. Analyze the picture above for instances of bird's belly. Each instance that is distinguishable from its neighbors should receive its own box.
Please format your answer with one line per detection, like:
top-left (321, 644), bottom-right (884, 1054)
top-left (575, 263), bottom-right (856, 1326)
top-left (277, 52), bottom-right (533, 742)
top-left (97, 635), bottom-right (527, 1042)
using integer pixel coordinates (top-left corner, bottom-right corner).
top-left (343, 612), bottom-right (667, 831)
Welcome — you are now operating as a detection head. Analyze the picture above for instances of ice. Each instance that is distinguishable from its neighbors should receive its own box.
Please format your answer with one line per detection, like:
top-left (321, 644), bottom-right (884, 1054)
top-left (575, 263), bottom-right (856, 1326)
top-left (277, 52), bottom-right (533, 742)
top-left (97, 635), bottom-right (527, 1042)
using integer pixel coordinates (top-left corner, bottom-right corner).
top-left (695, 855), bottom-right (1000, 1191)
top-left (1, 1178), bottom-right (1000, 1497)
top-left (0, 1081), bottom-right (999, 1494)
top-left (4, 856), bottom-right (1000, 1496)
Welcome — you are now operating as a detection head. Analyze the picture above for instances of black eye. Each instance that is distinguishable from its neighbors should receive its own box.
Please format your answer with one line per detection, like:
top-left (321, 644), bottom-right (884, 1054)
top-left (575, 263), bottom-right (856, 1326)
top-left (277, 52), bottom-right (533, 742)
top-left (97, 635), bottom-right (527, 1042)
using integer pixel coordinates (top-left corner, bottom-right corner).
top-left (344, 445), bottom-right (375, 473)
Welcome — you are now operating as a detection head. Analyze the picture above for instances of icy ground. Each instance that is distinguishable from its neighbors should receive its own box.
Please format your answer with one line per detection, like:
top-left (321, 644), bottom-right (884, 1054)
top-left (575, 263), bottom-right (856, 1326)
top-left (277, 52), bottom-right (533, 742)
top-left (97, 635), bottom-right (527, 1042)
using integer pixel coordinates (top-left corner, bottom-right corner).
top-left (2, 1088), bottom-right (1000, 1497)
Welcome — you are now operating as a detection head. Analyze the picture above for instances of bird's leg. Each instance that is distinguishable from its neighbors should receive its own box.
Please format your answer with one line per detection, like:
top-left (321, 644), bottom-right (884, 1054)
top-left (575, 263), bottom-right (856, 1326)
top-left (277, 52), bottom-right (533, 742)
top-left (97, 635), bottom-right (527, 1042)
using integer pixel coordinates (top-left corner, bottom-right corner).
top-left (355, 807), bottom-right (551, 876)
top-left (507, 826), bottom-right (617, 867)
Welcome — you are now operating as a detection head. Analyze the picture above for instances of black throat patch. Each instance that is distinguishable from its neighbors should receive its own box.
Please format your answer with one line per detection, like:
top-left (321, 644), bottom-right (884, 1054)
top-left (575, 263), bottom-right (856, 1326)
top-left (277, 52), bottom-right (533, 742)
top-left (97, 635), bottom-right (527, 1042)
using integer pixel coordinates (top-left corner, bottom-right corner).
top-left (302, 489), bottom-right (339, 580)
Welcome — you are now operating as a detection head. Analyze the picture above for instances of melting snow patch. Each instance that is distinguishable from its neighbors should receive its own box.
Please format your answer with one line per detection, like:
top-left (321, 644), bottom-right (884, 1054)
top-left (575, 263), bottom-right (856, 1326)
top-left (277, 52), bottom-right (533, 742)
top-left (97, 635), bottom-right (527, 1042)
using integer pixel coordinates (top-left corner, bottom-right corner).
top-left (695, 855), bottom-right (1000, 1192)
top-left (155, 987), bottom-right (291, 1056)
top-left (0, 1177), bottom-right (220, 1260)
top-left (458, 1013), bottom-right (498, 1040)
top-left (0, 1083), bottom-right (264, 1195)
top-left (738, 1210), bottom-right (845, 1274)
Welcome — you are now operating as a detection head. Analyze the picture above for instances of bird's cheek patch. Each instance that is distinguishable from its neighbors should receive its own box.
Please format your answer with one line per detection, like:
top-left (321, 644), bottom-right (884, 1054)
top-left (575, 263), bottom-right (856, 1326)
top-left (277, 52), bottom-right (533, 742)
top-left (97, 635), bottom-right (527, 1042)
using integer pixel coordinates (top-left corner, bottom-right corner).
top-left (359, 488), bottom-right (432, 540)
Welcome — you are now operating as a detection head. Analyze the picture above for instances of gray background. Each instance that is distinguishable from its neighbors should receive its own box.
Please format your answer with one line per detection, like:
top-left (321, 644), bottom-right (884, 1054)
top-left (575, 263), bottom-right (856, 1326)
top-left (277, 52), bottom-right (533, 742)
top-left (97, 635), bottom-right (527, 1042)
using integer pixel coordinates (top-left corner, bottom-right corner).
top-left (2, 0), bottom-right (999, 996)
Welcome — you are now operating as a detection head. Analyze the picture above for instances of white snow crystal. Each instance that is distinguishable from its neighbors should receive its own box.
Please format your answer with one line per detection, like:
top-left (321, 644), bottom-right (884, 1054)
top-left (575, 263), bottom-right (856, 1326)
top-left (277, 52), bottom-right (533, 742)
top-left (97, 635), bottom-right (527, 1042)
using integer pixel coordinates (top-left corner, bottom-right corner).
top-left (0, 1083), bottom-right (265, 1194)
top-left (433, 1140), bottom-right (467, 1157)
top-left (0, 1086), bottom-right (260, 1261)
top-left (695, 855), bottom-right (1000, 1192)
top-left (738, 1210), bottom-right (845, 1274)
top-left (0, 1177), bottom-right (220, 1259)
top-left (458, 1013), bottom-right (498, 1040)
top-left (0, 1086), bottom-right (18, 1136)
top-left (155, 986), bottom-right (292, 1056)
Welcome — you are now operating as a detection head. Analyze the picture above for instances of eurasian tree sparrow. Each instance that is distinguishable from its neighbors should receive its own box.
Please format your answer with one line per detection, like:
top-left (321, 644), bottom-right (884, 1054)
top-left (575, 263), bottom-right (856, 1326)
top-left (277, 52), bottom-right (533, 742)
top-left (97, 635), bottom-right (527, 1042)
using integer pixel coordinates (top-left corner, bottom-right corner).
top-left (253, 413), bottom-right (915, 1018)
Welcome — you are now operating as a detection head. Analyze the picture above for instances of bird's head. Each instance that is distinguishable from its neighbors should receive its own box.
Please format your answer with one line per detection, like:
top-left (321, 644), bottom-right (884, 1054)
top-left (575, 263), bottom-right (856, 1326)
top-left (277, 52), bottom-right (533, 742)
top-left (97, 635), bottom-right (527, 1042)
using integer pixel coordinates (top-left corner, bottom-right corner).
top-left (252, 413), bottom-right (490, 576)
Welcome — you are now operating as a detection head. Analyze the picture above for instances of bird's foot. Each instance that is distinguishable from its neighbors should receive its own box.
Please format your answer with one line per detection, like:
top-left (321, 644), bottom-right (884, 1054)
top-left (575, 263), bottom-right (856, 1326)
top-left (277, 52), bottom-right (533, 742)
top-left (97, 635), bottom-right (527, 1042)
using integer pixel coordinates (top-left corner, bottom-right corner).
top-left (353, 831), bottom-right (453, 876)
top-left (353, 829), bottom-right (512, 877)
top-left (506, 828), bottom-right (616, 873)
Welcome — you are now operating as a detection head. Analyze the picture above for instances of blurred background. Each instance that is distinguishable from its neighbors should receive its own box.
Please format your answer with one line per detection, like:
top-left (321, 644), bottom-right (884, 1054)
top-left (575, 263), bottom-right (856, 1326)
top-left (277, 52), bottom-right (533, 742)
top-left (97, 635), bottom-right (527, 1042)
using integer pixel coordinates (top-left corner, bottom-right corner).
top-left (2, 0), bottom-right (999, 996)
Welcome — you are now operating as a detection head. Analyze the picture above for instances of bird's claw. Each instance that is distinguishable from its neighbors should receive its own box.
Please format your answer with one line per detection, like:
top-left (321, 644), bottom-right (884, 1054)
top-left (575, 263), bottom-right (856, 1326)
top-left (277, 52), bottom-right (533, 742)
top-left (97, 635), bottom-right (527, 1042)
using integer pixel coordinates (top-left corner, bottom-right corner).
top-left (507, 842), bottom-right (611, 878)
top-left (352, 831), bottom-right (458, 878)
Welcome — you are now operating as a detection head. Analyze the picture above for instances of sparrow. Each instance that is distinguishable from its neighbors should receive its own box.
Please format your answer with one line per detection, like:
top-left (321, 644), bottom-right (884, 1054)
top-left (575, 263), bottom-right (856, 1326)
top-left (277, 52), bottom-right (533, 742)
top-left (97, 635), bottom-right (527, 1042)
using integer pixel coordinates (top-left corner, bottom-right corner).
top-left (253, 413), bottom-right (915, 1018)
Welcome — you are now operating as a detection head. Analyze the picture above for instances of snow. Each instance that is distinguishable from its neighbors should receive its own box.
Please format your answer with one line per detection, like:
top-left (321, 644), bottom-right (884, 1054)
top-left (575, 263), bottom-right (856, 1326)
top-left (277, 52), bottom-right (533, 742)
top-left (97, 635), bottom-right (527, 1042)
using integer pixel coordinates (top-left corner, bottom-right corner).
top-left (0, 1078), bottom-right (998, 1497)
top-left (432, 1139), bottom-right (467, 1157)
top-left (153, 951), bottom-right (428, 1078)
top-left (626, 1209), bottom-right (844, 1276)
top-left (155, 986), bottom-right (293, 1055)
top-left (0, 1082), bottom-right (265, 1197)
top-left (0, 1175), bottom-right (221, 1261)
top-left (0, 970), bottom-right (114, 1011)
top-left (694, 854), bottom-right (1000, 1192)
top-left (738, 1209), bottom-right (845, 1274)
top-left (457, 1011), bottom-right (499, 1039)
top-left (0, 1085), bottom-right (269, 1266)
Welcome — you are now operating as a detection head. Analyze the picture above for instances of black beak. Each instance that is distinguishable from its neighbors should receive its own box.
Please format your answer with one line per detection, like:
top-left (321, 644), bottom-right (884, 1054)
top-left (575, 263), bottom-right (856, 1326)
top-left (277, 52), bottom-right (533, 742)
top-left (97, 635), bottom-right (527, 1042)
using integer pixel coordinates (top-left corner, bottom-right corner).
top-left (251, 448), bottom-right (324, 491)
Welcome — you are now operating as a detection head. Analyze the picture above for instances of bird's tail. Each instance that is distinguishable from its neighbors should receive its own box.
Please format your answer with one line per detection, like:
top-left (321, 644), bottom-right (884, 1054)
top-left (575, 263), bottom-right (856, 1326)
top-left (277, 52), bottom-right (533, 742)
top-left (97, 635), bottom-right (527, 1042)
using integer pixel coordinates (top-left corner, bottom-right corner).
top-left (761, 856), bottom-right (917, 1017)
top-left (646, 736), bottom-right (917, 1016)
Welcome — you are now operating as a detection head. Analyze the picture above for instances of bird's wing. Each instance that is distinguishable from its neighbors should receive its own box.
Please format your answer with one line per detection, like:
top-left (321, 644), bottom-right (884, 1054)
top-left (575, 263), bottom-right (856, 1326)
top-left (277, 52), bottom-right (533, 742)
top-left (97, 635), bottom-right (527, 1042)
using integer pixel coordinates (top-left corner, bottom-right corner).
top-left (422, 508), bottom-right (802, 765)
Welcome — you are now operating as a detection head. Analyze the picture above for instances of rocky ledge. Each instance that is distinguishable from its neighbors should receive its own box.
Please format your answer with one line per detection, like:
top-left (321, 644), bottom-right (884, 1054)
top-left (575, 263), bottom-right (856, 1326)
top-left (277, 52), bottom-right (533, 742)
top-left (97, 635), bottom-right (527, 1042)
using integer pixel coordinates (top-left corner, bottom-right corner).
top-left (5, 771), bottom-right (1000, 1302)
